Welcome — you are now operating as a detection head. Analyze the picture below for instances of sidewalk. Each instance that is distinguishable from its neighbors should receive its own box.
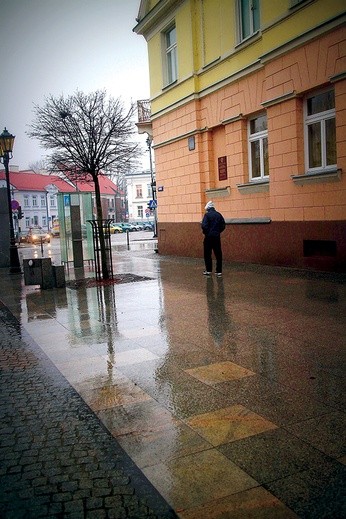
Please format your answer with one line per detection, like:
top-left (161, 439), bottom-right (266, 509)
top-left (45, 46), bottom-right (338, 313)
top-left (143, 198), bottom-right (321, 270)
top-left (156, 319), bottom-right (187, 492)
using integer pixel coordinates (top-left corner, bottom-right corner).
top-left (0, 245), bottom-right (345, 518)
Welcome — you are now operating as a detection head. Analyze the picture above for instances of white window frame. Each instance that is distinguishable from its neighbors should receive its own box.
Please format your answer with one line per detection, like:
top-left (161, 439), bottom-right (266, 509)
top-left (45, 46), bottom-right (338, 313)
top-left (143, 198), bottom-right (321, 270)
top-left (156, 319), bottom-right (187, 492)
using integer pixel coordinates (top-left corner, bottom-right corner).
top-left (238, 0), bottom-right (260, 43)
top-left (40, 195), bottom-right (46, 207)
top-left (163, 24), bottom-right (177, 85)
top-left (50, 195), bottom-right (56, 208)
top-left (32, 195), bottom-right (38, 207)
top-left (24, 195), bottom-right (29, 207)
top-left (304, 89), bottom-right (336, 173)
top-left (136, 185), bottom-right (143, 198)
top-left (248, 113), bottom-right (268, 181)
top-left (137, 205), bottom-right (143, 218)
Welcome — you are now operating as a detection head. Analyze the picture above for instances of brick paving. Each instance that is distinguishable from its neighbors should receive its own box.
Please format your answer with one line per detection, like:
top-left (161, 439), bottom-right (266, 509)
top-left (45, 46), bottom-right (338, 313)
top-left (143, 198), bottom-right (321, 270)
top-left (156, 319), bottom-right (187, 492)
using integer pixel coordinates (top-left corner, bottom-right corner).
top-left (0, 301), bottom-right (177, 519)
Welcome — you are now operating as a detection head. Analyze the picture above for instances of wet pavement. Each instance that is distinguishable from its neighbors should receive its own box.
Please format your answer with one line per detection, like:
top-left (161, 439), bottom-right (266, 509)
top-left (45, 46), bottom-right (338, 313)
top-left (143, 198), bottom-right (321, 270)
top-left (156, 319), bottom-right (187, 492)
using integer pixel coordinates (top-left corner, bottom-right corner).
top-left (0, 239), bottom-right (345, 518)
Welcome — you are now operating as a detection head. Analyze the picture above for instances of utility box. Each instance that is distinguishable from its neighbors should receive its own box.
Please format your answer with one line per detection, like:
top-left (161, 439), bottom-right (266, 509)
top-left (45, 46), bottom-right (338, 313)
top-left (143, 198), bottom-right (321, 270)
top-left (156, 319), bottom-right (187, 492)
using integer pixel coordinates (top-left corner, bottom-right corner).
top-left (52, 265), bottom-right (66, 288)
top-left (23, 258), bottom-right (54, 289)
top-left (24, 258), bottom-right (66, 289)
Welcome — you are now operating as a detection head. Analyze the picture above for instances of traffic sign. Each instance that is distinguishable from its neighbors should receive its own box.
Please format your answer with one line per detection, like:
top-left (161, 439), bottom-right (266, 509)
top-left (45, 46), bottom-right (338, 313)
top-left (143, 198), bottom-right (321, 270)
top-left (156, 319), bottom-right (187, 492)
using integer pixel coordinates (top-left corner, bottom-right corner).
top-left (11, 200), bottom-right (19, 210)
top-left (148, 199), bottom-right (157, 209)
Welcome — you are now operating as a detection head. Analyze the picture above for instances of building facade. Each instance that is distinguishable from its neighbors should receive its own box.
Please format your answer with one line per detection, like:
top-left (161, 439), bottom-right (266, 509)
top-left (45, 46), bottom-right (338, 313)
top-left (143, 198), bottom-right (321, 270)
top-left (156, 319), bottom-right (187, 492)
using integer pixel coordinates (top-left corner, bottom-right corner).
top-left (0, 169), bottom-right (124, 236)
top-left (126, 169), bottom-right (155, 223)
top-left (134, 0), bottom-right (346, 272)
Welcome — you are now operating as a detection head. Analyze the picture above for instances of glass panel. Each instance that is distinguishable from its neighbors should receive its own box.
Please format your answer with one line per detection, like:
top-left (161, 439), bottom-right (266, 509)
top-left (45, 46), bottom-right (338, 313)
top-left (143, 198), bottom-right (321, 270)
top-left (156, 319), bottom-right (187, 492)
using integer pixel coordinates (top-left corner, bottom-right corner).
top-left (308, 122), bottom-right (321, 168)
top-left (253, 0), bottom-right (260, 32)
top-left (263, 137), bottom-right (269, 176)
top-left (251, 140), bottom-right (261, 178)
top-left (250, 114), bottom-right (267, 134)
top-left (307, 91), bottom-right (335, 116)
top-left (241, 0), bottom-right (251, 39)
top-left (326, 117), bottom-right (336, 166)
top-left (166, 26), bottom-right (176, 48)
top-left (167, 47), bottom-right (177, 83)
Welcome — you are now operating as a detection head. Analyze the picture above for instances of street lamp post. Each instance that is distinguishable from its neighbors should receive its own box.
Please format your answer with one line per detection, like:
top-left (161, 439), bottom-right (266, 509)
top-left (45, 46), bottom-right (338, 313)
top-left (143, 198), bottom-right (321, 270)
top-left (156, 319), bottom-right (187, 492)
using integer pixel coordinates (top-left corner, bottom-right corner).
top-left (146, 136), bottom-right (157, 238)
top-left (0, 128), bottom-right (21, 273)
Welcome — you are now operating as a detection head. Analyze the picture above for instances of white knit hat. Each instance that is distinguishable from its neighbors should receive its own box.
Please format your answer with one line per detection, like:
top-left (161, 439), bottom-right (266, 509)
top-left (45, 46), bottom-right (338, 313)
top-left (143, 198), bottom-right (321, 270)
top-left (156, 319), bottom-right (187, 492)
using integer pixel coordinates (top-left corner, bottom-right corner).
top-left (205, 201), bottom-right (215, 210)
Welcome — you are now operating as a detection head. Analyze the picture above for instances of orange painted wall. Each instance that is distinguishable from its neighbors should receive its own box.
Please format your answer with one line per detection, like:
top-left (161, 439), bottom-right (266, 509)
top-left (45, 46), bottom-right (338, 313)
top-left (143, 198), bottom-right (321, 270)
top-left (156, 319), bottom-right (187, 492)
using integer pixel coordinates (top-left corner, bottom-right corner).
top-left (153, 27), bottom-right (346, 225)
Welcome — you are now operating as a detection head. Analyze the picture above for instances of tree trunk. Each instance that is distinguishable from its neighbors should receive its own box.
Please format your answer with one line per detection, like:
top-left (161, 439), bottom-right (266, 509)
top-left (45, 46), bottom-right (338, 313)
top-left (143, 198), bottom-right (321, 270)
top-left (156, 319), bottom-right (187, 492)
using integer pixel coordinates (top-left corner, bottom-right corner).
top-left (93, 175), bottom-right (109, 280)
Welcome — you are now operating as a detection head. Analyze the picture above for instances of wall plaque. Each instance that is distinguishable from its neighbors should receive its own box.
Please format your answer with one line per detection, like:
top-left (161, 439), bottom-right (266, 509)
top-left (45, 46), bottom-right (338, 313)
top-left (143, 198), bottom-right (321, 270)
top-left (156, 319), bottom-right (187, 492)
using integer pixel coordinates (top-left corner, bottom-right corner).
top-left (218, 156), bottom-right (228, 181)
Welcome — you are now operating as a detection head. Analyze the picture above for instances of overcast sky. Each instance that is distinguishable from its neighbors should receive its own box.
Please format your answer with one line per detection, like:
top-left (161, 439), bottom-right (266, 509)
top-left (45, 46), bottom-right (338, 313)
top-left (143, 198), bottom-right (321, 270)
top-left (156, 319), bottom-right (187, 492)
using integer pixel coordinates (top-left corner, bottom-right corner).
top-left (0, 0), bottom-right (150, 170)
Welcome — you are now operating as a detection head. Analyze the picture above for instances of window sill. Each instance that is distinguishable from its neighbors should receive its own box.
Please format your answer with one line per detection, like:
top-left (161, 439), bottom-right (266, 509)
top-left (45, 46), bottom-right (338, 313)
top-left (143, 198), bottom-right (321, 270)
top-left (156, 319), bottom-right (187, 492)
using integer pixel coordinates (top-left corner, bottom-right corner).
top-left (237, 180), bottom-right (269, 194)
top-left (289, 0), bottom-right (314, 11)
top-left (235, 31), bottom-right (261, 51)
top-left (162, 79), bottom-right (177, 91)
top-left (205, 187), bottom-right (230, 197)
top-left (226, 217), bottom-right (271, 224)
top-left (291, 168), bottom-right (341, 185)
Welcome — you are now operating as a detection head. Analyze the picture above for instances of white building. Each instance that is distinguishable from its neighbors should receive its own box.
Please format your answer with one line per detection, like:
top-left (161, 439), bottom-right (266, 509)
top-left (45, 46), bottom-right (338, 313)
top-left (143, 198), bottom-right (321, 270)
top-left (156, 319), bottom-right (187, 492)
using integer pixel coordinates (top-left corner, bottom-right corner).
top-left (126, 170), bottom-right (155, 223)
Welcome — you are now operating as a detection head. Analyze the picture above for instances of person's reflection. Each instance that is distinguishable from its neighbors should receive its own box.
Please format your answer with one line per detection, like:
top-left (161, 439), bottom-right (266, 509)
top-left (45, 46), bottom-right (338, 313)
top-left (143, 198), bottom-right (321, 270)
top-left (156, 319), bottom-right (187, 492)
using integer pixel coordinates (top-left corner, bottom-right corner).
top-left (206, 276), bottom-right (234, 348)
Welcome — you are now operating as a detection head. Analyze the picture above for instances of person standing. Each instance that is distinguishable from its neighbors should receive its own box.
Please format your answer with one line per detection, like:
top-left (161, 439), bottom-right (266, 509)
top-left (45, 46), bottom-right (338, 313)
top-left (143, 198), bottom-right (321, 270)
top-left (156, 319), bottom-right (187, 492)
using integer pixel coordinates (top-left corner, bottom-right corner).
top-left (201, 201), bottom-right (226, 276)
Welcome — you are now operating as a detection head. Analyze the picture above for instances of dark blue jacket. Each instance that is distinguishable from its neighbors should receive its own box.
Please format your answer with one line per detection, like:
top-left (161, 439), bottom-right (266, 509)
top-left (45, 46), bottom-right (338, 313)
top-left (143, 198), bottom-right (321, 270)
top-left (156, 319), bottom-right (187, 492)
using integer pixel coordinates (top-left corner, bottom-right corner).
top-left (202, 208), bottom-right (226, 238)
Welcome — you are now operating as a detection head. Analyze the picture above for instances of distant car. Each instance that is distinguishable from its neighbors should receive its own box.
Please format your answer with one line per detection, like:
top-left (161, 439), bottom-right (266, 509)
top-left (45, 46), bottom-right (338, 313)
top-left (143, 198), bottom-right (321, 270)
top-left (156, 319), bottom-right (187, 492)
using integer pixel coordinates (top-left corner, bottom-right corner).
top-left (25, 228), bottom-right (51, 244)
top-left (115, 222), bottom-right (137, 232)
top-left (131, 223), bottom-right (143, 231)
top-left (50, 225), bottom-right (60, 237)
top-left (102, 224), bottom-right (123, 234)
top-left (108, 224), bottom-right (123, 234)
top-left (142, 222), bottom-right (154, 231)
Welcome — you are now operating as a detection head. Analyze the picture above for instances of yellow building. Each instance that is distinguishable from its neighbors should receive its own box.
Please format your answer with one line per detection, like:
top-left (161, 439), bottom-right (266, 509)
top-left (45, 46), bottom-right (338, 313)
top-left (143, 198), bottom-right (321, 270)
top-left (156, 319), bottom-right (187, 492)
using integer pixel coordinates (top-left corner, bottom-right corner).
top-left (134, 0), bottom-right (346, 272)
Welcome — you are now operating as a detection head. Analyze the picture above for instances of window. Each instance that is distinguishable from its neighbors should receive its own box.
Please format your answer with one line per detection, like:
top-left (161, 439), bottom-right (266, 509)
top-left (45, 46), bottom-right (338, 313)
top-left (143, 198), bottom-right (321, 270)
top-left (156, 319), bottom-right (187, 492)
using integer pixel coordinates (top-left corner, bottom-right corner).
top-left (238, 0), bottom-right (260, 42)
top-left (305, 89), bottom-right (336, 172)
top-left (147, 184), bottom-right (151, 198)
top-left (136, 185), bottom-right (143, 198)
top-left (41, 195), bottom-right (46, 207)
top-left (25, 217), bottom-right (30, 228)
top-left (32, 195), bottom-right (38, 207)
top-left (164, 25), bottom-right (177, 84)
top-left (42, 216), bottom-right (47, 227)
top-left (248, 114), bottom-right (268, 180)
top-left (50, 195), bottom-right (56, 208)
top-left (24, 195), bottom-right (29, 207)
top-left (137, 206), bottom-right (143, 218)
top-left (33, 216), bottom-right (38, 226)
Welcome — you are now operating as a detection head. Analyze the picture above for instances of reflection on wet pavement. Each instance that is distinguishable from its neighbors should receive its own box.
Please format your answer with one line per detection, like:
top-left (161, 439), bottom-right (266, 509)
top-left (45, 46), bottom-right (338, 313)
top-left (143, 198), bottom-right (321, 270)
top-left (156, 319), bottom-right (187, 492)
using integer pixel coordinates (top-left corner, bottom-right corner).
top-left (0, 248), bottom-right (345, 518)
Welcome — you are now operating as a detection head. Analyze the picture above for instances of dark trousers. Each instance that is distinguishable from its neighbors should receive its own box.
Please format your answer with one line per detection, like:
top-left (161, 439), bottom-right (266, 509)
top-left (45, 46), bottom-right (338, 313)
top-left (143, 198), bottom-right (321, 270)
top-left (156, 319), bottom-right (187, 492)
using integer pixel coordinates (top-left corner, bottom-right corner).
top-left (204, 236), bottom-right (222, 273)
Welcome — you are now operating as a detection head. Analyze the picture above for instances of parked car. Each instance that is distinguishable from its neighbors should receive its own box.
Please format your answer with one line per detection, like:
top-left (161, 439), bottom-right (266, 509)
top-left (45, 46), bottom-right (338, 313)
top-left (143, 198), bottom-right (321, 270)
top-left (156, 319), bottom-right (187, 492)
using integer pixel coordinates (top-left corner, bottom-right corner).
top-left (142, 222), bottom-right (154, 231)
top-left (131, 222), bottom-right (143, 231)
top-left (102, 224), bottom-right (123, 234)
top-left (24, 228), bottom-right (51, 244)
top-left (115, 222), bottom-right (137, 232)
top-left (108, 224), bottom-right (123, 234)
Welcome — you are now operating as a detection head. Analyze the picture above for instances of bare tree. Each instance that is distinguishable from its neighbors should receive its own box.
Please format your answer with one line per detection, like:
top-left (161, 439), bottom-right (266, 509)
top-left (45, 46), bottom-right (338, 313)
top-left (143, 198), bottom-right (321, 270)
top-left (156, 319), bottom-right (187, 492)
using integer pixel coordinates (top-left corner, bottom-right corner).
top-left (28, 159), bottom-right (49, 173)
top-left (28, 90), bottom-right (141, 279)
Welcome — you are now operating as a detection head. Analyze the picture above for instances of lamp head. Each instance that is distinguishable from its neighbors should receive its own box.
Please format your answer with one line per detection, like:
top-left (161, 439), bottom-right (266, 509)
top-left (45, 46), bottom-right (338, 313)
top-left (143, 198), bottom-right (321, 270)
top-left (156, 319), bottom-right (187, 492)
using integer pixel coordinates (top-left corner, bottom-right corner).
top-left (0, 127), bottom-right (15, 155)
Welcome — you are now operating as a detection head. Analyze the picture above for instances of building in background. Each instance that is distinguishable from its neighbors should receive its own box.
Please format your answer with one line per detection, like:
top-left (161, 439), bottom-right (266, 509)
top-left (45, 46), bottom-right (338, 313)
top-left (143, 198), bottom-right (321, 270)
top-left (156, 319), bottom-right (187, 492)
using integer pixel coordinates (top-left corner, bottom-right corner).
top-left (134, 0), bottom-right (346, 272)
top-left (0, 169), bottom-right (124, 237)
top-left (126, 169), bottom-right (155, 223)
